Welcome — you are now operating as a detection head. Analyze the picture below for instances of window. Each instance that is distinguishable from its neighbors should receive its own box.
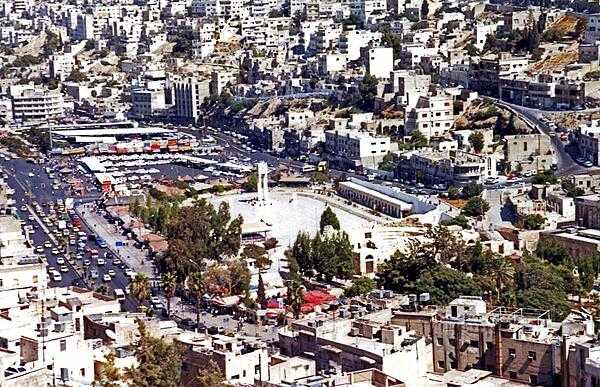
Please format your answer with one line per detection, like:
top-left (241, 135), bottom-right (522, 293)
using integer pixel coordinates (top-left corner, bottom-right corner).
top-left (32, 275), bottom-right (38, 284)
top-left (486, 341), bottom-right (493, 350)
top-left (470, 340), bottom-right (479, 348)
top-left (509, 371), bottom-right (518, 379)
top-left (449, 338), bottom-right (456, 346)
top-left (508, 348), bottom-right (516, 358)
top-left (529, 375), bottom-right (538, 384)
top-left (437, 361), bottom-right (445, 368)
top-left (528, 351), bottom-right (537, 360)
top-left (437, 337), bottom-right (443, 345)
top-left (60, 340), bottom-right (67, 351)
top-left (523, 142), bottom-right (528, 152)
top-left (80, 368), bottom-right (86, 377)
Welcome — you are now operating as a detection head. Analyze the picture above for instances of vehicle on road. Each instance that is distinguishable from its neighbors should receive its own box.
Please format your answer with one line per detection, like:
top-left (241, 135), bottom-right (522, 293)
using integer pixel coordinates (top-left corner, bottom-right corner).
top-left (51, 272), bottom-right (62, 282)
top-left (56, 257), bottom-right (65, 265)
top-left (35, 246), bottom-right (44, 253)
top-left (90, 269), bottom-right (98, 279)
top-left (97, 258), bottom-right (105, 265)
top-left (59, 266), bottom-right (68, 273)
top-left (51, 248), bottom-right (59, 255)
top-left (584, 160), bottom-right (594, 167)
top-left (44, 241), bottom-right (52, 248)
top-left (103, 274), bottom-right (111, 282)
top-left (83, 259), bottom-right (91, 266)
top-left (107, 269), bottom-right (116, 277)
top-left (114, 289), bottom-right (125, 300)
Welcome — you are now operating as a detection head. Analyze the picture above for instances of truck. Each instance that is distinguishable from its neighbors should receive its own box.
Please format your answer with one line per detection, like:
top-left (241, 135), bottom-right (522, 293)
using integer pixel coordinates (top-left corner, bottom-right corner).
top-left (57, 220), bottom-right (67, 230)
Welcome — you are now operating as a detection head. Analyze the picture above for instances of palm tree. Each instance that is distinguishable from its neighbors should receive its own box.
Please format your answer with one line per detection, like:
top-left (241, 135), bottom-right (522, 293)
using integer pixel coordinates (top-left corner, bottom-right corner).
top-left (131, 273), bottom-right (151, 310)
top-left (186, 271), bottom-right (205, 330)
top-left (486, 255), bottom-right (515, 304)
top-left (162, 272), bottom-right (177, 317)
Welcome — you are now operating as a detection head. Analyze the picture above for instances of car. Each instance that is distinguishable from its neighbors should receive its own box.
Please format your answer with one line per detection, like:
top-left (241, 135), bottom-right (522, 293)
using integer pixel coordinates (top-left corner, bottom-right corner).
top-left (35, 246), bottom-right (44, 253)
top-left (76, 254), bottom-right (83, 260)
top-left (51, 248), bottom-right (59, 255)
top-left (150, 296), bottom-right (161, 304)
top-left (19, 205), bottom-right (27, 212)
top-left (108, 269), bottom-right (116, 277)
top-left (99, 241), bottom-right (108, 248)
top-left (51, 272), bottom-right (62, 282)
top-left (90, 269), bottom-right (99, 279)
top-left (28, 172), bottom-right (34, 177)
top-left (44, 241), bottom-right (52, 248)
top-left (27, 215), bottom-right (34, 221)
top-left (548, 131), bottom-right (556, 138)
top-left (83, 259), bottom-right (91, 266)
top-left (103, 274), bottom-right (111, 282)
top-left (178, 318), bottom-right (197, 330)
top-left (59, 265), bottom-right (68, 273)
top-left (584, 160), bottom-right (594, 168)
top-left (56, 257), bottom-right (65, 265)
top-left (97, 258), bottom-right (105, 265)
top-left (112, 259), bottom-right (122, 266)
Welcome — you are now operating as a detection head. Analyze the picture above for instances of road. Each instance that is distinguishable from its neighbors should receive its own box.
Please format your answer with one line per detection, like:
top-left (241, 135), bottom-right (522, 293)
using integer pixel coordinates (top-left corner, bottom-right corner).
top-left (0, 157), bottom-right (139, 311)
top-left (490, 98), bottom-right (598, 176)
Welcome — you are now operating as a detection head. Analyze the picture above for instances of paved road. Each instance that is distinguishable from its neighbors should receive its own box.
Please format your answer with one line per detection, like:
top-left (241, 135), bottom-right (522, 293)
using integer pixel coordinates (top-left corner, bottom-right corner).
top-left (490, 98), bottom-right (598, 176)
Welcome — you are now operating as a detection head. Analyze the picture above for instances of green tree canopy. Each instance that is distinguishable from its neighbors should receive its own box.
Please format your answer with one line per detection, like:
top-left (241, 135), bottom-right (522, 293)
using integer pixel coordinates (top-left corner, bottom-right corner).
top-left (345, 277), bottom-right (375, 297)
top-left (462, 196), bottom-right (490, 217)
top-left (319, 207), bottom-right (340, 232)
top-left (468, 131), bottom-right (485, 153)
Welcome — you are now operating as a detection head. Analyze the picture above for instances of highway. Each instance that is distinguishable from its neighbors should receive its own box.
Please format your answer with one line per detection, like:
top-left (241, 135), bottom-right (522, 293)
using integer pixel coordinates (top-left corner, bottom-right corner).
top-left (0, 158), bottom-right (138, 311)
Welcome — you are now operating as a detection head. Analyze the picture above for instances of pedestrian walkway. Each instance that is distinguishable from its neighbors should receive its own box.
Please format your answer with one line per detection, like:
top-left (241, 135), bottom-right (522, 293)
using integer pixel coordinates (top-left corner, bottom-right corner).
top-left (76, 203), bottom-right (155, 276)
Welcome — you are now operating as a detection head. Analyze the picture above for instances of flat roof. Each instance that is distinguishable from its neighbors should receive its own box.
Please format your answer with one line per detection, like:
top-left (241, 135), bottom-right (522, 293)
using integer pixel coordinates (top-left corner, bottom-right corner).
top-left (339, 181), bottom-right (412, 210)
top-left (53, 127), bottom-right (175, 137)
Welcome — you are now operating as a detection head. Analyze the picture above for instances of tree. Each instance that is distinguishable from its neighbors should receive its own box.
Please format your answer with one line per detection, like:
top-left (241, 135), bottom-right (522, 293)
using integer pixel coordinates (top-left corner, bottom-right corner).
top-left (95, 350), bottom-right (122, 387)
top-left (409, 130), bottom-right (428, 148)
top-left (228, 259), bottom-right (251, 296)
top-left (187, 271), bottom-right (205, 330)
top-left (462, 196), bottom-right (490, 217)
top-left (84, 39), bottom-right (96, 51)
top-left (420, 0), bottom-right (429, 19)
top-left (312, 231), bottom-right (354, 281)
top-left (468, 131), bottom-right (485, 153)
top-left (287, 255), bottom-right (304, 318)
top-left (162, 272), bottom-right (177, 317)
top-left (461, 182), bottom-right (484, 199)
top-left (242, 173), bottom-right (258, 192)
top-left (359, 74), bottom-right (379, 110)
top-left (536, 241), bottom-right (570, 265)
top-left (483, 255), bottom-right (515, 303)
top-left (319, 207), bottom-right (340, 232)
top-left (289, 231), bottom-right (313, 276)
top-left (196, 360), bottom-right (227, 387)
top-left (441, 214), bottom-right (469, 229)
top-left (523, 213), bottom-right (546, 230)
top-left (531, 171), bottom-right (558, 185)
top-left (131, 273), bottom-right (150, 308)
top-left (345, 277), bottom-right (375, 297)
top-left (123, 319), bottom-right (184, 387)
top-left (562, 180), bottom-right (585, 198)
top-left (257, 274), bottom-right (267, 308)
top-left (161, 199), bottom-right (243, 277)
top-left (241, 244), bottom-right (270, 270)
top-left (378, 152), bottom-right (396, 171)
top-left (412, 265), bottom-right (482, 305)
top-left (447, 186), bottom-right (460, 200)
top-left (66, 69), bottom-right (89, 82)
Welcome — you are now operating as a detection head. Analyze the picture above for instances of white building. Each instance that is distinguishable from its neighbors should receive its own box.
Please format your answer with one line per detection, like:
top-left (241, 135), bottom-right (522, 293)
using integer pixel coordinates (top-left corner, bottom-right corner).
top-left (49, 54), bottom-right (75, 81)
top-left (9, 84), bottom-right (64, 123)
top-left (404, 93), bottom-right (454, 140)
top-left (325, 129), bottom-right (391, 169)
top-left (367, 47), bottom-right (394, 79)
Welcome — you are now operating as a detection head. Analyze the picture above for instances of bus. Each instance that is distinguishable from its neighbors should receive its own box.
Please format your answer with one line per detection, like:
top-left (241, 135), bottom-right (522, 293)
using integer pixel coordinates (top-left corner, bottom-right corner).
top-left (301, 164), bottom-right (316, 173)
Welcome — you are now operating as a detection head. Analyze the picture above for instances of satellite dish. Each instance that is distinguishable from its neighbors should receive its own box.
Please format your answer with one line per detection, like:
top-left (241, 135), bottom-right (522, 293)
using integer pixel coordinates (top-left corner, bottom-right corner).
top-left (106, 329), bottom-right (117, 340)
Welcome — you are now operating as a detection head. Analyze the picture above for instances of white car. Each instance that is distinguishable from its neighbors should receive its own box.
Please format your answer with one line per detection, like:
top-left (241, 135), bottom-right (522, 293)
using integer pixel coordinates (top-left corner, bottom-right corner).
top-left (44, 241), bottom-right (52, 248)
top-left (107, 269), bottom-right (116, 277)
top-left (35, 246), bottom-right (44, 253)
top-left (56, 257), bottom-right (65, 265)
top-left (59, 265), bottom-right (69, 273)
top-left (51, 272), bottom-right (62, 282)
top-left (103, 274), bottom-right (111, 282)
top-left (97, 258), bottom-right (105, 266)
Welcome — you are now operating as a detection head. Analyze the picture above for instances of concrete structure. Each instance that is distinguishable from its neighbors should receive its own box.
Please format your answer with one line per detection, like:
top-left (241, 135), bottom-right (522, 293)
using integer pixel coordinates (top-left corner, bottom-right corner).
top-left (397, 150), bottom-right (497, 186)
top-left (257, 161), bottom-right (270, 205)
top-left (171, 76), bottom-right (211, 124)
top-left (504, 134), bottom-right (555, 172)
top-left (367, 47), bottom-right (393, 79)
top-left (9, 84), bottom-right (63, 123)
top-left (404, 94), bottom-right (454, 140)
top-left (575, 195), bottom-right (600, 228)
top-left (324, 129), bottom-right (391, 170)
top-left (338, 180), bottom-right (412, 218)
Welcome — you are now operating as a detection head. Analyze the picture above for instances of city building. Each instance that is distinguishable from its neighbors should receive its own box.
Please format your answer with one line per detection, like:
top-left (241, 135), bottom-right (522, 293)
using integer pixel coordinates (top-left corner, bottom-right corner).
top-left (9, 84), bottom-right (64, 123)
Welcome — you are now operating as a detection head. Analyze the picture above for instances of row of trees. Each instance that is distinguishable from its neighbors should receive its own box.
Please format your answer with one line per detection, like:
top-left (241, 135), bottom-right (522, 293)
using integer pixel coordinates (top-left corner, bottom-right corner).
top-left (129, 196), bottom-right (182, 235)
top-left (377, 225), bottom-right (591, 320)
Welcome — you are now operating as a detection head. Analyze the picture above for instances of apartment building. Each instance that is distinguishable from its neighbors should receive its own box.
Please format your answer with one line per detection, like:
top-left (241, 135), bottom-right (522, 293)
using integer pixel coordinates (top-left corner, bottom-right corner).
top-left (539, 228), bottom-right (600, 258)
top-left (429, 296), bottom-right (594, 387)
top-left (397, 150), bottom-right (496, 186)
top-left (367, 47), bottom-right (393, 80)
top-left (178, 333), bottom-right (269, 386)
top-left (49, 54), bottom-right (75, 81)
top-left (0, 216), bottom-right (47, 293)
top-left (130, 88), bottom-right (166, 119)
top-left (499, 74), bottom-right (587, 110)
top-left (585, 13), bottom-right (600, 44)
top-left (504, 134), bottom-right (555, 172)
top-left (566, 173), bottom-right (600, 194)
top-left (171, 76), bottom-right (211, 124)
top-left (278, 309), bottom-right (431, 385)
top-left (469, 54), bottom-right (529, 98)
top-left (324, 129), bottom-right (391, 170)
top-left (575, 194), bottom-right (600, 228)
top-left (9, 84), bottom-right (64, 123)
top-left (577, 120), bottom-right (600, 165)
top-left (403, 94), bottom-right (454, 140)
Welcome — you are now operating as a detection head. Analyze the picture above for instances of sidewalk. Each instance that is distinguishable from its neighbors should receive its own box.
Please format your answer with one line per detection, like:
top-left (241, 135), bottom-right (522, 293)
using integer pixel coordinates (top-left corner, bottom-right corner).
top-left (76, 203), bottom-right (155, 276)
